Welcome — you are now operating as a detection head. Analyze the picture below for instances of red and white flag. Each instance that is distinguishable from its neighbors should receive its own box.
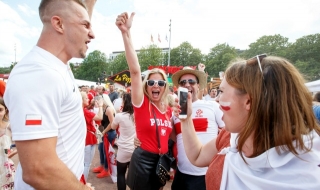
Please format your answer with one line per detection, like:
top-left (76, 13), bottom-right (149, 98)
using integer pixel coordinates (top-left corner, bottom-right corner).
top-left (25, 114), bottom-right (42, 126)
top-left (158, 34), bottom-right (161, 43)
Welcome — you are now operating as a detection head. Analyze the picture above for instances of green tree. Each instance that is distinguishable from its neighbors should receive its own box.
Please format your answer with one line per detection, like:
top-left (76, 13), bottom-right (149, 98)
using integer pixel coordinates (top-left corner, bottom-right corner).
top-left (107, 53), bottom-right (128, 75)
top-left (170, 42), bottom-right (203, 66)
top-left (294, 59), bottom-right (320, 81)
top-left (205, 43), bottom-right (238, 78)
top-left (288, 34), bottom-right (320, 81)
top-left (0, 67), bottom-right (11, 74)
top-left (242, 34), bottom-right (290, 58)
top-left (289, 34), bottom-right (320, 62)
top-left (137, 44), bottom-right (163, 71)
top-left (74, 50), bottom-right (108, 82)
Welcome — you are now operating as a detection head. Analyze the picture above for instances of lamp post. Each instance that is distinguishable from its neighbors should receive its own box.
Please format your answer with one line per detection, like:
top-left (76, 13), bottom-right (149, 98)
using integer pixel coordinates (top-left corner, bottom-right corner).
top-left (168, 19), bottom-right (172, 68)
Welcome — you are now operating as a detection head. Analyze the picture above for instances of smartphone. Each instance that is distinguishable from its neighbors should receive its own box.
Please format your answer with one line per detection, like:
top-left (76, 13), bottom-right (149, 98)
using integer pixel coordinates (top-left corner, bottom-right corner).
top-left (178, 87), bottom-right (188, 119)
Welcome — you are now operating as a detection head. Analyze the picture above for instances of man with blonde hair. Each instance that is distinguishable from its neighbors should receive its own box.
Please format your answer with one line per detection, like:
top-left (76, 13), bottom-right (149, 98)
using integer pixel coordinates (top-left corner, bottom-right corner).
top-left (4, 0), bottom-right (97, 189)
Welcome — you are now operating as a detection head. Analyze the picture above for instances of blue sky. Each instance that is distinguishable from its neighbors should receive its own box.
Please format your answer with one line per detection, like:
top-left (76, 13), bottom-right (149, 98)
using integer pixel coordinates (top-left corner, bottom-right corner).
top-left (1, 0), bottom-right (320, 67)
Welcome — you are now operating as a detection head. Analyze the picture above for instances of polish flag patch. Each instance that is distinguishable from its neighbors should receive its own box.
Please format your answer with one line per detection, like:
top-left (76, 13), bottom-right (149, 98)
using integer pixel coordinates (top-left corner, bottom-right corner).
top-left (219, 101), bottom-right (231, 111)
top-left (25, 114), bottom-right (42, 126)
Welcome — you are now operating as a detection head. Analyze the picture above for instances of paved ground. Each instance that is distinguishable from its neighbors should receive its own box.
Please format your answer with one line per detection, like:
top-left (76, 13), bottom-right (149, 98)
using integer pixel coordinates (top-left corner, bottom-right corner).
top-left (87, 146), bottom-right (173, 190)
top-left (12, 146), bottom-right (172, 190)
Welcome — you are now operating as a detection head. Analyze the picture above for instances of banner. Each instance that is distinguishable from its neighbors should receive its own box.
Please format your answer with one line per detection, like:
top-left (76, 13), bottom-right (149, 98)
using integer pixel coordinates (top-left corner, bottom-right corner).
top-left (108, 70), bottom-right (131, 87)
top-left (148, 65), bottom-right (197, 74)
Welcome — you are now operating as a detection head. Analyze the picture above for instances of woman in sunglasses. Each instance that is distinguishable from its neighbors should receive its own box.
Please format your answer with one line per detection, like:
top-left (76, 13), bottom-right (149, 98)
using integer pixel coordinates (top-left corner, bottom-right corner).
top-left (177, 55), bottom-right (320, 190)
top-left (116, 12), bottom-right (172, 189)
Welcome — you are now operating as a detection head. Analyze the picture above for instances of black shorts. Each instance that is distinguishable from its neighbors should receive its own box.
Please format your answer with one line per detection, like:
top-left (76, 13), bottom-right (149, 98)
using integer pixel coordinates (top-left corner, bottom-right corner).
top-left (171, 168), bottom-right (206, 190)
top-left (126, 147), bottom-right (163, 190)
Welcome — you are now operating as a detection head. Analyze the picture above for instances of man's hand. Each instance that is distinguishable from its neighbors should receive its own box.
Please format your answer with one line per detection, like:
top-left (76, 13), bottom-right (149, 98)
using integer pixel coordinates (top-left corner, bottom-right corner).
top-left (198, 63), bottom-right (205, 72)
top-left (8, 149), bottom-right (17, 159)
top-left (116, 12), bottom-right (135, 34)
top-left (134, 137), bottom-right (141, 148)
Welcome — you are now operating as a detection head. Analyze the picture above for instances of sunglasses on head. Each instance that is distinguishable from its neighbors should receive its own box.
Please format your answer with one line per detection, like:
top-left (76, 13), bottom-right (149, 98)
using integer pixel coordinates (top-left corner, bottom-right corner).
top-left (178, 79), bottom-right (197, 86)
top-left (247, 54), bottom-right (267, 73)
top-left (247, 54), bottom-right (268, 96)
top-left (147, 80), bottom-right (166, 87)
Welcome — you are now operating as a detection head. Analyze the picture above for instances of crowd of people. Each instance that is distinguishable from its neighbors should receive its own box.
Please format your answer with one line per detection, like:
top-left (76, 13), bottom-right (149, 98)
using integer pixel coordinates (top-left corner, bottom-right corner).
top-left (0, 1), bottom-right (320, 190)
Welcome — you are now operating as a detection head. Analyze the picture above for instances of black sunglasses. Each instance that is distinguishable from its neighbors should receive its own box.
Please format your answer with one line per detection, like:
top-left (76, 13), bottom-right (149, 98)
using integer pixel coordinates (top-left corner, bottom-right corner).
top-left (178, 79), bottom-right (197, 86)
top-left (147, 80), bottom-right (166, 87)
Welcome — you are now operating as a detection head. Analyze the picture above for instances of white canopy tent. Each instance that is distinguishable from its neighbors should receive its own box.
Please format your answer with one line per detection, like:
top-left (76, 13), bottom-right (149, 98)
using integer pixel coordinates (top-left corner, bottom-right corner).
top-left (75, 79), bottom-right (126, 91)
top-left (305, 79), bottom-right (320, 93)
top-left (75, 79), bottom-right (99, 87)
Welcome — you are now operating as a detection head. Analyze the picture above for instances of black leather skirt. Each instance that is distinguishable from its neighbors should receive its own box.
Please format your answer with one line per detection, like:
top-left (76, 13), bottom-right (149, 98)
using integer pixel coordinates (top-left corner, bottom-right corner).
top-left (126, 147), bottom-right (163, 190)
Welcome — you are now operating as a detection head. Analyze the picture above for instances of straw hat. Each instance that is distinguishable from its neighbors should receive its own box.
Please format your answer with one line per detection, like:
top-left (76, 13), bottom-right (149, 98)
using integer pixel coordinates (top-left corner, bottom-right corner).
top-left (172, 67), bottom-right (207, 90)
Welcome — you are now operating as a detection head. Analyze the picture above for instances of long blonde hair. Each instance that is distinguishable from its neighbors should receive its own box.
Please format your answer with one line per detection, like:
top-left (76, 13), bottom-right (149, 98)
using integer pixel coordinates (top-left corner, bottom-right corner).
top-left (225, 56), bottom-right (320, 160)
top-left (102, 94), bottom-right (116, 113)
top-left (142, 68), bottom-right (169, 107)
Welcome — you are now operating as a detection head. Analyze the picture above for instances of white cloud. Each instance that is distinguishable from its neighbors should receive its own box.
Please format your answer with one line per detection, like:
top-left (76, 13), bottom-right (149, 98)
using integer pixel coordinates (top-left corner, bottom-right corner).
top-left (18, 4), bottom-right (37, 17)
top-left (0, 1), bottom-right (41, 67)
top-left (2, 0), bottom-right (320, 67)
top-left (125, 0), bottom-right (320, 53)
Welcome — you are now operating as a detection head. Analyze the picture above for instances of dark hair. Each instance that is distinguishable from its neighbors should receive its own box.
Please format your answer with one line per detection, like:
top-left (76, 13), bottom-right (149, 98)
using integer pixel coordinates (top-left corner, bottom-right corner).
top-left (122, 93), bottom-right (134, 114)
top-left (0, 97), bottom-right (8, 120)
top-left (314, 92), bottom-right (320, 102)
top-left (122, 93), bottom-right (134, 123)
top-left (0, 98), bottom-right (7, 109)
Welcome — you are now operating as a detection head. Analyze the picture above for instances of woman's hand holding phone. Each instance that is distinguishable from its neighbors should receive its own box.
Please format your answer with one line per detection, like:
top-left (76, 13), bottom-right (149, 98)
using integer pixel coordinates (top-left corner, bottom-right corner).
top-left (174, 87), bottom-right (192, 121)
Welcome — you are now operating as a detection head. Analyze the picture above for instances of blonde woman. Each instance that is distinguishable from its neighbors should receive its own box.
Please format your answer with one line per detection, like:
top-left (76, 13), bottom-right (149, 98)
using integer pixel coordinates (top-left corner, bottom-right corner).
top-left (116, 12), bottom-right (172, 189)
top-left (92, 94), bottom-right (117, 178)
top-left (80, 92), bottom-right (104, 182)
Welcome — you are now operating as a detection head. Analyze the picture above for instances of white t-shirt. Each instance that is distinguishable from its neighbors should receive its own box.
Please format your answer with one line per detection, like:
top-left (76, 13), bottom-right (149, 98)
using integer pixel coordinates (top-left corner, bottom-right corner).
top-left (220, 131), bottom-right (320, 190)
top-left (172, 99), bottom-right (225, 175)
top-left (112, 112), bottom-right (136, 162)
top-left (4, 46), bottom-right (86, 189)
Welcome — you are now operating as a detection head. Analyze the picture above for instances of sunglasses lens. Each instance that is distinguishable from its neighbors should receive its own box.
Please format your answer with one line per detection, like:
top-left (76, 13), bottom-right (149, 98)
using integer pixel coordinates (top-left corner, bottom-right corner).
top-left (147, 80), bottom-right (155, 86)
top-left (179, 80), bottom-right (186, 86)
top-left (158, 81), bottom-right (165, 87)
top-left (188, 79), bottom-right (196, 85)
top-left (179, 79), bottom-right (196, 86)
